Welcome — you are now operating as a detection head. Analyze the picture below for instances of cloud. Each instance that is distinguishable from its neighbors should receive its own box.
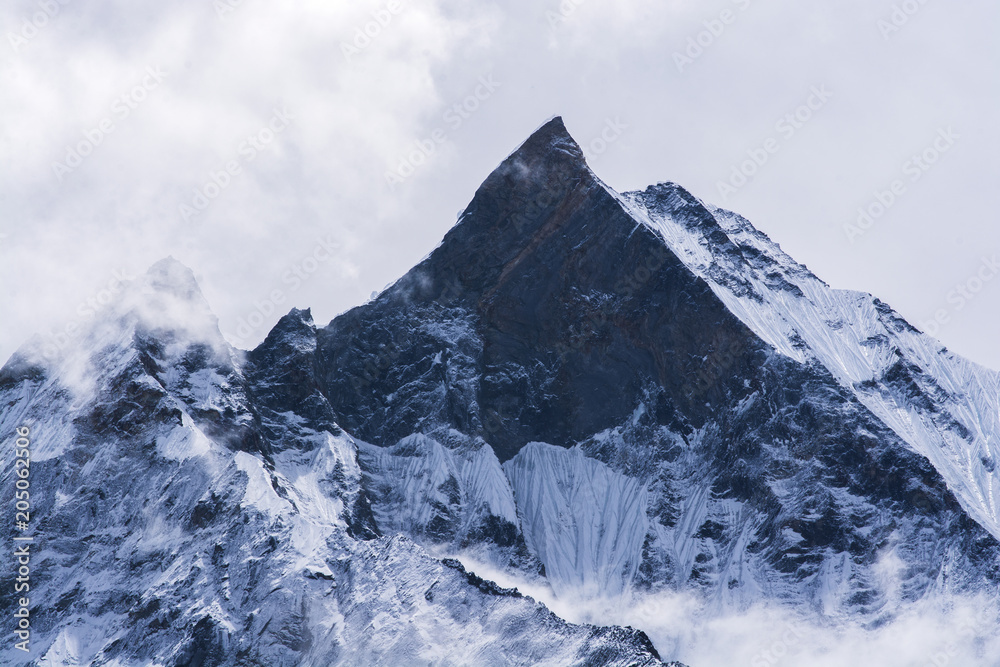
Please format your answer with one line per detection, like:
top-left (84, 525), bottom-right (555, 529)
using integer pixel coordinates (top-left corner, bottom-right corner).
top-left (2, 0), bottom-right (999, 372)
top-left (0, 0), bottom-right (490, 358)
top-left (452, 552), bottom-right (1000, 667)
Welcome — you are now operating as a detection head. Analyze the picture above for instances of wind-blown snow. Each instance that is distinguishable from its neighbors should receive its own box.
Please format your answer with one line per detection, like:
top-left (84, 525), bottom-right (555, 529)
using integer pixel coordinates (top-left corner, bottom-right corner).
top-left (503, 441), bottom-right (648, 598)
top-left (358, 433), bottom-right (519, 537)
top-left (234, 451), bottom-right (293, 516)
top-left (156, 414), bottom-right (213, 461)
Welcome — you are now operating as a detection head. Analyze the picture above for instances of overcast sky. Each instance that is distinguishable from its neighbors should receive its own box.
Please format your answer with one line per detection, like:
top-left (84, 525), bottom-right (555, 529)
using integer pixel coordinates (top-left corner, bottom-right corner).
top-left (2, 0), bottom-right (998, 370)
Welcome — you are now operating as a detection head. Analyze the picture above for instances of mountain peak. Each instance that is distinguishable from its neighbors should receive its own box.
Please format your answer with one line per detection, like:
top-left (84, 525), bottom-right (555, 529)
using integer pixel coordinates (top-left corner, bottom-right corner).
top-left (346, 117), bottom-right (606, 319)
top-left (438, 116), bottom-right (598, 251)
top-left (510, 116), bottom-right (586, 165)
top-left (319, 118), bottom-right (741, 460)
top-left (146, 256), bottom-right (204, 301)
top-left (256, 307), bottom-right (316, 354)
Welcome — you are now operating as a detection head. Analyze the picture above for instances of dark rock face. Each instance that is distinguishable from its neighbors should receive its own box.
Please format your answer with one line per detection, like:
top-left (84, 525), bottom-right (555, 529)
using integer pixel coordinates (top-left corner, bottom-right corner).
top-left (315, 118), bottom-right (762, 462)
top-left (244, 307), bottom-right (381, 539)
top-left (246, 308), bottom-right (341, 441)
top-left (306, 117), bottom-right (1000, 614)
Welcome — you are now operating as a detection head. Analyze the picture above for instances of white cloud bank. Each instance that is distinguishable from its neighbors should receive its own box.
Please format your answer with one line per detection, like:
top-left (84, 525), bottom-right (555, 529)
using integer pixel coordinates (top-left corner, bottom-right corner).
top-left (454, 553), bottom-right (1000, 667)
top-left (2, 0), bottom-right (999, 372)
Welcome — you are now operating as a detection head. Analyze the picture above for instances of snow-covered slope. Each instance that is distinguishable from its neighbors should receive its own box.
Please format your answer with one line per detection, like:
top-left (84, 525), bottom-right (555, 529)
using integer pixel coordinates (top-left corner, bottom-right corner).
top-left (357, 433), bottom-right (518, 543)
top-left (307, 117), bottom-right (1000, 648)
top-left (623, 184), bottom-right (1000, 542)
top-left (0, 259), bottom-right (670, 666)
top-left (504, 442), bottom-right (649, 599)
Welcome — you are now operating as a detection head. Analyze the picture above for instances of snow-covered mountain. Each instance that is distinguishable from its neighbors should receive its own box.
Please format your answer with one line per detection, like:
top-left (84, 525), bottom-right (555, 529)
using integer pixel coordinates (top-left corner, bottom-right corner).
top-left (0, 259), bottom-right (670, 666)
top-left (3, 117), bottom-right (999, 665)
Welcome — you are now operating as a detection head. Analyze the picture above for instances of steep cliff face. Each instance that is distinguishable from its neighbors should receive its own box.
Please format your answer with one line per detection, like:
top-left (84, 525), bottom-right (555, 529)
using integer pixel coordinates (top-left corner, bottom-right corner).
top-left (315, 118), bottom-right (763, 464)
top-left (308, 118), bottom-right (1000, 617)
